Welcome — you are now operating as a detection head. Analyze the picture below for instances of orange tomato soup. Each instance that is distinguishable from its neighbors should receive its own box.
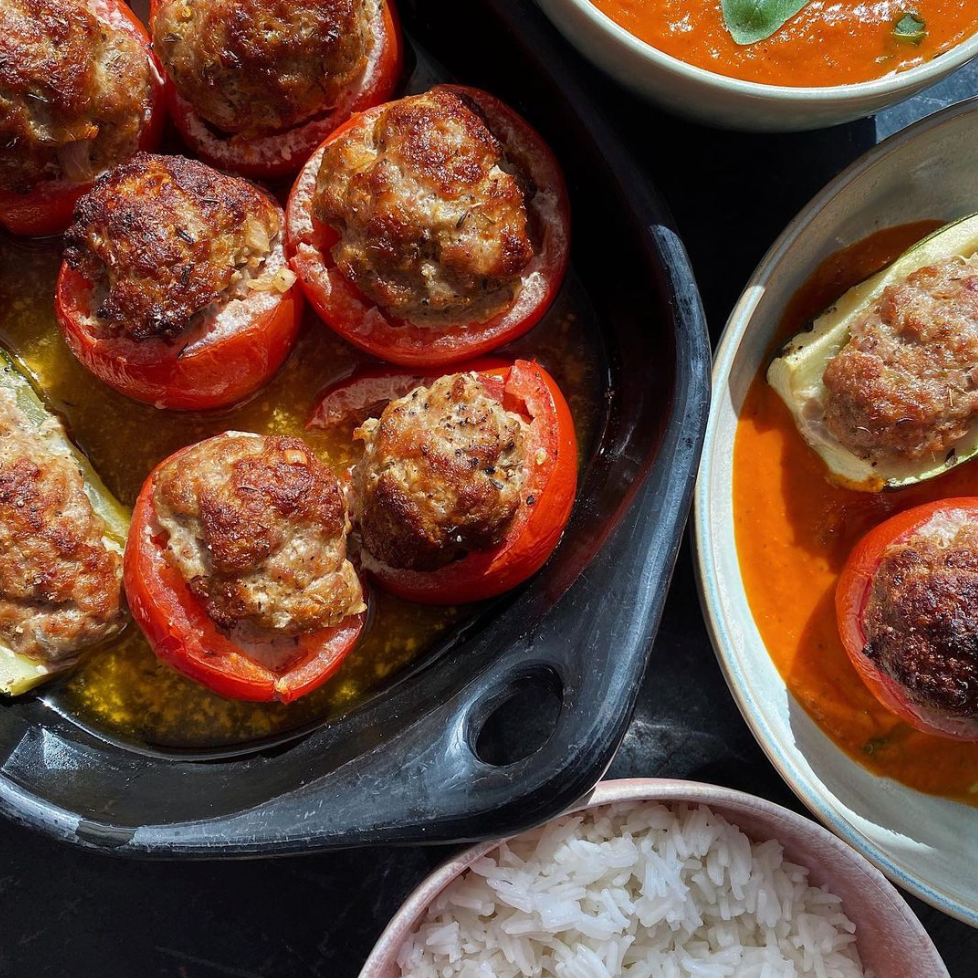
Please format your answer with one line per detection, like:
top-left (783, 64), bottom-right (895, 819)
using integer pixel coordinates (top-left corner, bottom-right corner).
top-left (589, 0), bottom-right (978, 87)
top-left (734, 221), bottom-right (978, 807)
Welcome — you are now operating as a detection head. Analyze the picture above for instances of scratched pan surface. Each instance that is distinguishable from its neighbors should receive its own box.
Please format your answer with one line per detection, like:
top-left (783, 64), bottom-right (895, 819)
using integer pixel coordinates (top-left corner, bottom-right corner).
top-left (0, 0), bottom-right (710, 856)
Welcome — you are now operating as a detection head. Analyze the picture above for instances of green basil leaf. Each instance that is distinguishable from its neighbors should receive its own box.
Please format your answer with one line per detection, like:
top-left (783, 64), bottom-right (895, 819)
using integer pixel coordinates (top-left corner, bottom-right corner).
top-left (721, 0), bottom-right (813, 45)
top-left (893, 12), bottom-right (927, 45)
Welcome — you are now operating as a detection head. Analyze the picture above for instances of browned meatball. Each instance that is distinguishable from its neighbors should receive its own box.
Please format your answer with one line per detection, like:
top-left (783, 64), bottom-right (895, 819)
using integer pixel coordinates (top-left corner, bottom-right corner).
top-left (824, 255), bottom-right (978, 463)
top-left (64, 153), bottom-right (281, 342)
top-left (863, 513), bottom-right (978, 718)
top-left (314, 88), bottom-right (535, 326)
top-left (352, 373), bottom-right (527, 571)
top-left (153, 0), bottom-right (372, 136)
top-left (153, 433), bottom-right (364, 635)
top-left (0, 0), bottom-right (155, 193)
top-left (0, 389), bottom-right (123, 663)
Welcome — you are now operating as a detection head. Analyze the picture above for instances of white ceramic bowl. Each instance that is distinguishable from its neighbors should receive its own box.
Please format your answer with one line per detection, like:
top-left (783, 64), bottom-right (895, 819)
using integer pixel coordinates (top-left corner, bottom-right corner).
top-left (534, 0), bottom-right (978, 132)
top-left (359, 778), bottom-right (948, 978)
top-left (696, 96), bottom-right (978, 925)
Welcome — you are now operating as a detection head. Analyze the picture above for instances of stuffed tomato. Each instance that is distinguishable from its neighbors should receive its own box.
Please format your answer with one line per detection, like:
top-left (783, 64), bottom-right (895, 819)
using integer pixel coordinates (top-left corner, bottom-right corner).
top-left (287, 86), bottom-right (571, 367)
top-left (837, 498), bottom-right (978, 741)
top-left (150, 0), bottom-right (402, 180)
top-left (125, 432), bottom-right (367, 703)
top-left (55, 153), bottom-right (302, 411)
top-left (0, 0), bottom-right (165, 237)
top-left (310, 358), bottom-right (578, 604)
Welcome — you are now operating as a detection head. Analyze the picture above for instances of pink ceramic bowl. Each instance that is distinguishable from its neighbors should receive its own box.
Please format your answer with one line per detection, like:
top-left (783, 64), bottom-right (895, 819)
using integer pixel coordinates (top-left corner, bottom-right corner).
top-left (359, 779), bottom-right (949, 978)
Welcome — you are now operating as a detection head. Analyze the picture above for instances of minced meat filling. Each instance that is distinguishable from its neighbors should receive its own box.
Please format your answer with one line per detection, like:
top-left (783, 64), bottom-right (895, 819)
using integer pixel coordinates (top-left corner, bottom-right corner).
top-left (314, 88), bottom-right (535, 326)
top-left (824, 255), bottom-right (978, 463)
top-left (153, 0), bottom-right (372, 136)
top-left (863, 514), bottom-right (978, 718)
top-left (0, 389), bottom-right (124, 662)
top-left (352, 372), bottom-right (527, 572)
top-left (153, 434), bottom-right (364, 636)
top-left (64, 153), bottom-right (280, 342)
top-left (0, 0), bottom-right (154, 193)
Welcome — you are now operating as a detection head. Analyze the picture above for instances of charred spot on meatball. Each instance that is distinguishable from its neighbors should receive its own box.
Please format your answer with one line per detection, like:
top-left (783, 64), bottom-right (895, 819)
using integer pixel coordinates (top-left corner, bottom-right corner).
top-left (153, 434), bottom-right (364, 636)
top-left (823, 256), bottom-right (978, 463)
top-left (352, 373), bottom-right (527, 572)
top-left (63, 153), bottom-right (281, 342)
top-left (0, 389), bottom-right (123, 663)
top-left (0, 0), bottom-right (154, 193)
top-left (153, 0), bottom-right (372, 136)
top-left (862, 516), bottom-right (978, 719)
top-left (313, 88), bottom-right (535, 326)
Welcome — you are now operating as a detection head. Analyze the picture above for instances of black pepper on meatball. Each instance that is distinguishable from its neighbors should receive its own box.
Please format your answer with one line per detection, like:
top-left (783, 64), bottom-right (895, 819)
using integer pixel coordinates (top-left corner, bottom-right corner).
top-left (824, 255), bottom-right (978, 463)
top-left (153, 0), bottom-right (373, 136)
top-left (153, 433), bottom-right (365, 635)
top-left (351, 373), bottom-right (527, 571)
top-left (0, 0), bottom-right (155, 193)
top-left (63, 153), bottom-right (281, 342)
top-left (862, 515), bottom-right (978, 719)
top-left (314, 88), bottom-right (535, 326)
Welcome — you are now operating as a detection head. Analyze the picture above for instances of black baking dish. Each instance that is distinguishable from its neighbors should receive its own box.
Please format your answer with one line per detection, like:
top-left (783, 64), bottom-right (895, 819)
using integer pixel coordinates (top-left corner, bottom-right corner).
top-left (0, 0), bottom-right (710, 856)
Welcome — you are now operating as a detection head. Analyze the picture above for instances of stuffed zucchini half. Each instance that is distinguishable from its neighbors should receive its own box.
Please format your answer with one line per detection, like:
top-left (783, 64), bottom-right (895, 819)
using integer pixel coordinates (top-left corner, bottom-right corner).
top-left (0, 352), bottom-right (129, 696)
top-left (768, 213), bottom-right (978, 492)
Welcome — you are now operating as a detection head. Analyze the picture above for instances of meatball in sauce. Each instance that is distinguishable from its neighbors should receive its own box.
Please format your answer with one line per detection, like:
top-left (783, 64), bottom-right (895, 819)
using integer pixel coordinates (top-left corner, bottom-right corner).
top-left (314, 88), bottom-right (535, 326)
top-left (863, 508), bottom-right (978, 720)
top-left (153, 434), bottom-right (364, 637)
top-left (153, 0), bottom-right (373, 137)
top-left (0, 0), bottom-right (155, 193)
top-left (0, 389), bottom-right (124, 663)
top-left (352, 373), bottom-right (527, 571)
top-left (64, 153), bottom-right (287, 343)
top-left (824, 255), bottom-right (978, 463)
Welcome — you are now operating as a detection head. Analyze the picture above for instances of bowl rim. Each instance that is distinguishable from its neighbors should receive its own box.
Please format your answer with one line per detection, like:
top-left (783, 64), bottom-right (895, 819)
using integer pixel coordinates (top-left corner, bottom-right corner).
top-left (693, 94), bottom-right (978, 928)
top-left (541, 0), bottom-right (978, 102)
top-left (358, 777), bottom-right (947, 978)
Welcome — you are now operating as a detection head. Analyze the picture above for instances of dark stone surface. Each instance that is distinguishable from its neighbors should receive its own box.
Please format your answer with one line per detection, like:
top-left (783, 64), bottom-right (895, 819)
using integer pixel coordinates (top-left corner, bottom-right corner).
top-left (1, 15), bottom-right (977, 978)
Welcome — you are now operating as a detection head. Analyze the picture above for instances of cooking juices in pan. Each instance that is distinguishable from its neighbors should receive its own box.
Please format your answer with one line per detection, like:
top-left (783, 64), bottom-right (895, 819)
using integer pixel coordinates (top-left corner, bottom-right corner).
top-left (0, 235), bottom-right (604, 752)
top-left (734, 221), bottom-right (978, 807)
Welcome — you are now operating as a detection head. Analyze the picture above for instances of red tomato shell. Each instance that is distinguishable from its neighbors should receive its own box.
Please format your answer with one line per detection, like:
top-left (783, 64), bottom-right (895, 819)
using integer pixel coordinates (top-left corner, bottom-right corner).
top-left (150, 0), bottom-right (402, 180)
top-left (285, 86), bottom-right (571, 367)
top-left (311, 358), bottom-right (578, 604)
top-left (55, 193), bottom-right (303, 412)
top-left (836, 497), bottom-right (978, 741)
top-left (0, 0), bottom-right (166, 237)
top-left (124, 443), bottom-right (366, 703)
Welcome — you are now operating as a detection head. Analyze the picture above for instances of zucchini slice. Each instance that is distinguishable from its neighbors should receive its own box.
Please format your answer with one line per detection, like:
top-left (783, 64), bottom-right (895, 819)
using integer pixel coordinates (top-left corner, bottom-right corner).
top-left (0, 351), bottom-right (130, 696)
top-left (767, 213), bottom-right (978, 492)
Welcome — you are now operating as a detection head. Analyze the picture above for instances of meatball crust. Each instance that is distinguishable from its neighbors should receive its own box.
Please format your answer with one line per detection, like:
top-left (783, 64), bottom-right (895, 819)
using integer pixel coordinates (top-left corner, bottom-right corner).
top-left (863, 513), bottom-right (978, 718)
top-left (0, 0), bottom-right (154, 193)
top-left (153, 434), bottom-right (364, 635)
top-left (0, 389), bottom-right (123, 663)
top-left (824, 255), bottom-right (978, 463)
top-left (64, 153), bottom-right (281, 342)
top-left (314, 88), bottom-right (535, 326)
top-left (352, 373), bottom-right (527, 571)
top-left (153, 0), bottom-right (372, 136)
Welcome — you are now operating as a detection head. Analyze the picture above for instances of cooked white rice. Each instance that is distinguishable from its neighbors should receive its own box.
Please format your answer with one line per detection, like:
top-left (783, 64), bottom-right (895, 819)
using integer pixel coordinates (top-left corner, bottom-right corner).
top-left (397, 803), bottom-right (868, 978)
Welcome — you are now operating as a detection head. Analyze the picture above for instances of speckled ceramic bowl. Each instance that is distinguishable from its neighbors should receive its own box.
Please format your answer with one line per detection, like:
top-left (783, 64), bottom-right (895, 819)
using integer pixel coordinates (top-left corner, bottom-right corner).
top-left (358, 779), bottom-right (948, 978)
top-left (534, 0), bottom-right (978, 132)
top-left (696, 97), bottom-right (978, 926)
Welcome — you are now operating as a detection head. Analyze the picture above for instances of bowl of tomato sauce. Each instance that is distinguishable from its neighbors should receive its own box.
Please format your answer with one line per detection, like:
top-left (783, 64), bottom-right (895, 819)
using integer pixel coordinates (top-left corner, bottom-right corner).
top-left (696, 96), bottom-right (978, 924)
top-left (534, 0), bottom-right (978, 131)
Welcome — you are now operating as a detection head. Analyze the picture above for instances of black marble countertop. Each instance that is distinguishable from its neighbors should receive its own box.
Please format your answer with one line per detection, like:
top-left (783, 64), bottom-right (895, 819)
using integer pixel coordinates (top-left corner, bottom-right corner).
top-left (2, 17), bottom-right (977, 978)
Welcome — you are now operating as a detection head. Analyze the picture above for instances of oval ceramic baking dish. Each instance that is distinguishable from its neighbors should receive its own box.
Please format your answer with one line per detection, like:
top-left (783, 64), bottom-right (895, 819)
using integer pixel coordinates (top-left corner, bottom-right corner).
top-left (0, 0), bottom-right (710, 856)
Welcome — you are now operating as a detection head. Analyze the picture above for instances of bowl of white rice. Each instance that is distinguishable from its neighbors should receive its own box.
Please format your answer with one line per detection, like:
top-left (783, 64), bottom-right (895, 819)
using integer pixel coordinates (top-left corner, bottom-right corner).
top-left (360, 779), bottom-right (948, 978)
